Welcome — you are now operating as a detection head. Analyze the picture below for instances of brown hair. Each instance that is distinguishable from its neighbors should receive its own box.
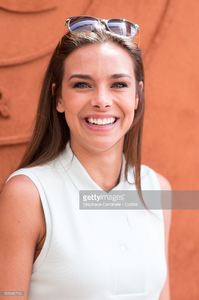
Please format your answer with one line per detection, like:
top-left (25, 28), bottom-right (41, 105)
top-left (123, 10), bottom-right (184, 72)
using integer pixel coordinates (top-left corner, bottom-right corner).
top-left (19, 29), bottom-right (145, 195)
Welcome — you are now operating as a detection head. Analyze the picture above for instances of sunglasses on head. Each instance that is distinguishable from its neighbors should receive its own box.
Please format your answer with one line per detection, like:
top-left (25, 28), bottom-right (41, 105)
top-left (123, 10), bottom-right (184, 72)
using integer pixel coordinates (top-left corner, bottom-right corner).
top-left (65, 16), bottom-right (140, 42)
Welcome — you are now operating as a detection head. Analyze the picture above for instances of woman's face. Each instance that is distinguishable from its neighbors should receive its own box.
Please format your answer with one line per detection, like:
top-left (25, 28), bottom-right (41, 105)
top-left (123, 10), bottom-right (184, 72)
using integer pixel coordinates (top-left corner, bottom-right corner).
top-left (57, 42), bottom-right (142, 154)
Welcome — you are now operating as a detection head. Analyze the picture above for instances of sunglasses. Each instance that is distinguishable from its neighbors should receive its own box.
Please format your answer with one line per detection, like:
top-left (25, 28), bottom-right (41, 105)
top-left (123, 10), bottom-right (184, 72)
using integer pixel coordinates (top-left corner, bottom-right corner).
top-left (65, 16), bottom-right (139, 41)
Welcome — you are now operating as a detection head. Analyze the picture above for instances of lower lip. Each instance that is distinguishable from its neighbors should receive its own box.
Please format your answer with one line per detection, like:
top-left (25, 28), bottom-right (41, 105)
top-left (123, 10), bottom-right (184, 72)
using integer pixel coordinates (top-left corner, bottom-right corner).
top-left (83, 119), bottom-right (119, 132)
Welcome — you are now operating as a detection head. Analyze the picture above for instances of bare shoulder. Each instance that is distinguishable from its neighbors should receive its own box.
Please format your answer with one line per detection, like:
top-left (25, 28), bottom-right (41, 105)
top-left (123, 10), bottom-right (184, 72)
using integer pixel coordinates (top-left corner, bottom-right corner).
top-left (0, 175), bottom-right (43, 240)
top-left (1, 174), bottom-right (41, 217)
top-left (2, 173), bottom-right (38, 194)
top-left (0, 174), bottom-right (45, 240)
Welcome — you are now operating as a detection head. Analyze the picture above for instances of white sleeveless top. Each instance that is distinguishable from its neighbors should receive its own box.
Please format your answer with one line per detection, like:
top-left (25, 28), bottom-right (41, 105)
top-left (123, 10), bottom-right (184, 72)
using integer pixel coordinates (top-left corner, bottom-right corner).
top-left (8, 142), bottom-right (167, 300)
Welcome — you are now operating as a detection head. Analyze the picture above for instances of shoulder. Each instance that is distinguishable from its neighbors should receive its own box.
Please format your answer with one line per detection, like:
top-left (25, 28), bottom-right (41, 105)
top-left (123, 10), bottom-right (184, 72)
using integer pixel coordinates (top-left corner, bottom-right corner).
top-left (5, 167), bottom-right (42, 197)
top-left (138, 165), bottom-right (170, 192)
top-left (3, 173), bottom-right (40, 200)
top-left (139, 166), bottom-right (172, 225)
top-left (1, 173), bottom-right (42, 221)
top-left (140, 164), bottom-right (171, 190)
top-left (0, 174), bottom-right (44, 243)
top-left (140, 165), bottom-right (171, 189)
top-left (156, 173), bottom-right (172, 191)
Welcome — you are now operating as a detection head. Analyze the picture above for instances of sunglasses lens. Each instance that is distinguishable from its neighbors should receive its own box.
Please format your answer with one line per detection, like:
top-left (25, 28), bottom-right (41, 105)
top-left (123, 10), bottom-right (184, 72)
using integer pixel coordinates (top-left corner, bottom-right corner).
top-left (69, 16), bottom-right (99, 32)
top-left (107, 19), bottom-right (138, 37)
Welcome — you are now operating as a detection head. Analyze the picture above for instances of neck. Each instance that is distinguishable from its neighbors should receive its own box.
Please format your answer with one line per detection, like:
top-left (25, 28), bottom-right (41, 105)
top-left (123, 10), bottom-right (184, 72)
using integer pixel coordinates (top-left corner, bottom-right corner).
top-left (70, 141), bottom-right (124, 192)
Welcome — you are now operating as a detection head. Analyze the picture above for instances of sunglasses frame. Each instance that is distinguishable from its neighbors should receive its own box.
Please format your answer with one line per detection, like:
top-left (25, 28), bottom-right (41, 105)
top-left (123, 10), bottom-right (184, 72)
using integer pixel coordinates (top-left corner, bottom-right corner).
top-left (65, 15), bottom-right (140, 39)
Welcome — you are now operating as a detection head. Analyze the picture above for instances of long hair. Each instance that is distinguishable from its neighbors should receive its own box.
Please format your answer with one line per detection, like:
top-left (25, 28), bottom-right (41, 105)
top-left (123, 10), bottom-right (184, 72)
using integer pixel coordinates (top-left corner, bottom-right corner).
top-left (19, 29), bottom-right (145, 194)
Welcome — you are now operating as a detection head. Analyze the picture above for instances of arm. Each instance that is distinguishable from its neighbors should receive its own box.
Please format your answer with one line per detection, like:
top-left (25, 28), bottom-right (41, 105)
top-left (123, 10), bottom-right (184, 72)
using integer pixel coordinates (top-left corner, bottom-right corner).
top-left (157, 174), bottom-right (172, 300)
top-left (0, 175), bottom-right (45, 300)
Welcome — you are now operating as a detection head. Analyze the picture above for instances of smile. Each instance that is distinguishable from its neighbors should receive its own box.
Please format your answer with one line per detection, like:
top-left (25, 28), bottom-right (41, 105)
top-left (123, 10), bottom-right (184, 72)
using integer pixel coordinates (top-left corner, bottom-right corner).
top-left (85, 117), bottom-right (117, 125)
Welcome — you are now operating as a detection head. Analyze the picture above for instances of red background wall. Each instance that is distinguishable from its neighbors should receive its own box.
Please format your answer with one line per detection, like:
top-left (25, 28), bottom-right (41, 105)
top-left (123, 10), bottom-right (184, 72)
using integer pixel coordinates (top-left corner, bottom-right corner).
top-left (0, 0), bottom-right (199, 298)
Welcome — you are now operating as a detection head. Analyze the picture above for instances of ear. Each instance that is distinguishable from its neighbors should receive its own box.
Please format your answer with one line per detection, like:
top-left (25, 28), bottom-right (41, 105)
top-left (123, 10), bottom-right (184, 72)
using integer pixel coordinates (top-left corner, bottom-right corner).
top-left (135, 81), bottom-right (143, 110)
top-left (56, 97), bottom-right (65, 113)
top-left (52, 83), bottom-right (65, 113)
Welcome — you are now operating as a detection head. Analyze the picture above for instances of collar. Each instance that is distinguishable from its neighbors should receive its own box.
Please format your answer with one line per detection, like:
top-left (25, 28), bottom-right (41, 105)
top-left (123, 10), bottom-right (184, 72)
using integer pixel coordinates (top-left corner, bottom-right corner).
top-left (59, 142), bottom-right (131, 191)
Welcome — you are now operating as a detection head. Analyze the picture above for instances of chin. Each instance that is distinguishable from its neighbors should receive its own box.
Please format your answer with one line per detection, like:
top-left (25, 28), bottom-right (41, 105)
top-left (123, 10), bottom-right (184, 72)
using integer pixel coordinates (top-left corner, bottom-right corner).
top-left (84, 138), bottom-right (124, 153)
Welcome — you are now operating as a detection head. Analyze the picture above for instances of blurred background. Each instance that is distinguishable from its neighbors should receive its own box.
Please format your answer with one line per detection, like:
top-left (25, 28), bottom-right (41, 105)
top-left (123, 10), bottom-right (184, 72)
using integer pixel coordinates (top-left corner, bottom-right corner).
top-left (0, 0), bottom-right (199, 298)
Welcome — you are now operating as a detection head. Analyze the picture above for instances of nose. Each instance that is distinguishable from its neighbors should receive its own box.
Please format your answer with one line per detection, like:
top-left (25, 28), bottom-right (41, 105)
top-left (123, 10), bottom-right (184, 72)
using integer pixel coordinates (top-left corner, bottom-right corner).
top-left (90, 87), bottom-right (112, 109)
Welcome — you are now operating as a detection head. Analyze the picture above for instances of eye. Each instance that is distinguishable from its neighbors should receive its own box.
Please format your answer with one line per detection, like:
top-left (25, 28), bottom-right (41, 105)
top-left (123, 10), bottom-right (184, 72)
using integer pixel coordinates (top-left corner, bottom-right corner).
top-left (111, 82), bottom-right (128, 88)
top-left (72, 82), bottom-right (92, 89)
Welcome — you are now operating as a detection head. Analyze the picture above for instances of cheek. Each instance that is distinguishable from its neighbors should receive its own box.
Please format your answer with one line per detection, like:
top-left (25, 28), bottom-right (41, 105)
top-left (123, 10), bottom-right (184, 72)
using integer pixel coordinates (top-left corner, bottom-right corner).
top-left (62, 90), bottom-right (87, 112)
top-left (119, 93), bottom-right (137, 115)
top-left (61, 97), bottom-right (78, 115)
top-left (62, 100), bottom-right (83, 127)
top-left (118, 93), bottom-right (137, 127)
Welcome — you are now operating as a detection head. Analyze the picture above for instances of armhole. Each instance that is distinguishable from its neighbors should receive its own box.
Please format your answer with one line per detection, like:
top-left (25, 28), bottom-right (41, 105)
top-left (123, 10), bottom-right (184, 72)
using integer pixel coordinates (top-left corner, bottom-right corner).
top-left (7, 169), bottom-right (52, 272)
top-left (141, 166), bottom-right (168, 285)
top-left (141, 165), bottom-right (164, 221)
top-left (146, 168), bottom-right (169, 284)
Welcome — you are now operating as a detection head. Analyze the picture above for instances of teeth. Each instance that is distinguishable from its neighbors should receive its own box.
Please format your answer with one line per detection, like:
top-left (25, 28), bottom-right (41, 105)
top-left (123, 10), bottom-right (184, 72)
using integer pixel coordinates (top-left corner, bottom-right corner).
top-left (87, 117), bottom-right (116, 125)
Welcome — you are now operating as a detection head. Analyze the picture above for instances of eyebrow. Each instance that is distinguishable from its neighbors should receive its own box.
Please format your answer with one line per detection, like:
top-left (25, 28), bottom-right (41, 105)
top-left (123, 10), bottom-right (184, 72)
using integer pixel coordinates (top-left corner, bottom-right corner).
top-left (68, 73), bottom-right (132, 80)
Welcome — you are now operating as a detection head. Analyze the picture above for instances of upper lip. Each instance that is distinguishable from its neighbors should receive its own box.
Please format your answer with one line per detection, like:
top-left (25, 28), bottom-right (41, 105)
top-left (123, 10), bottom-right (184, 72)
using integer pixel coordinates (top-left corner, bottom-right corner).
top-left (84, 114), bottom-right (119, 119)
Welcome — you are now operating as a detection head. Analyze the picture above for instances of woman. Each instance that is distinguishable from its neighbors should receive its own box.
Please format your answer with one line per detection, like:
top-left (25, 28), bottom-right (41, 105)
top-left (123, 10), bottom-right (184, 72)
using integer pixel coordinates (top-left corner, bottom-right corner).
top-left (0, 16), bottom-right (171, 300)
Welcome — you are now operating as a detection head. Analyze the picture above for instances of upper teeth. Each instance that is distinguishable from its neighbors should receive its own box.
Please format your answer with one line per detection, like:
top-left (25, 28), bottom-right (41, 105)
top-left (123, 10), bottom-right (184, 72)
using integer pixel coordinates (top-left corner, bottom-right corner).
top-left (87, 117), bottom-right (116, 125)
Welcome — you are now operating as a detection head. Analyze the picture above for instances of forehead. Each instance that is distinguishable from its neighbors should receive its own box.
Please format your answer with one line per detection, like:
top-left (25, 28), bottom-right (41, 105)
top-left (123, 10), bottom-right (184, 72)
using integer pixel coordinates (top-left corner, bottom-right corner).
top-left (63, 42), bottom-right (135, 77)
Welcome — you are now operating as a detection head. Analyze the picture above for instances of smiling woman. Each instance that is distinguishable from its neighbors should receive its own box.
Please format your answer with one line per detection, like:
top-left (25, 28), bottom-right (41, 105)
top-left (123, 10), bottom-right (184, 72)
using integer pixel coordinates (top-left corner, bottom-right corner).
top-left (0, 16), bottom-right (171, 300)
top-left (56, 42), bottom-right (140, 165)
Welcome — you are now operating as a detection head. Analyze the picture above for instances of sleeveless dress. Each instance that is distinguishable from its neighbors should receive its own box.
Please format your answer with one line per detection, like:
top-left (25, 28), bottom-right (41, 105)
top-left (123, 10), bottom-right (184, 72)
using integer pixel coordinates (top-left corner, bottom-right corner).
top-left (8, 142), bottom-right (167, 300)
